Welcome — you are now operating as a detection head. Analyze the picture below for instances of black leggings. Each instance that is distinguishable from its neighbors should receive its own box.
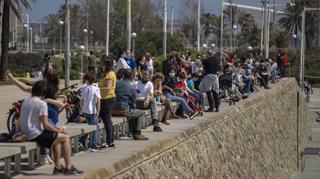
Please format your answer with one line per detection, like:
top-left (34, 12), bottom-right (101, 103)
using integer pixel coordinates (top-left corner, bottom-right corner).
top-left (100, 98), bottom-right (116, 145)
top-left (206, 90), bottom-right (220, 110)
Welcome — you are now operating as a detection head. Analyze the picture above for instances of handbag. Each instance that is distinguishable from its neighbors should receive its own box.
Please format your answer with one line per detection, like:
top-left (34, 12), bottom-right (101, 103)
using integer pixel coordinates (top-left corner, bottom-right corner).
top-left (112, 109), bottom-right (129, 116)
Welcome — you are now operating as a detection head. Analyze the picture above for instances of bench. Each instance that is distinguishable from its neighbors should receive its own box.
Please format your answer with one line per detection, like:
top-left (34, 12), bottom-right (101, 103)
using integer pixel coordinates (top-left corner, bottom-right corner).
top-left (0, 142), bottom-right (39, 169)
top-left (0, 147), bottom-right (21, 177)
top-left (64, 124), bottom-right (96, 152)
top-left (111, 117), bottom-right (127, 139)
top-left (65, 128), bottom-right (83, 153)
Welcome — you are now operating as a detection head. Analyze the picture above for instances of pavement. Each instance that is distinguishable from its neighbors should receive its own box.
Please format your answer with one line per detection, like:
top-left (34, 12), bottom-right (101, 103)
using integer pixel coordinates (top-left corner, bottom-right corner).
top-left (292, 88), bottom-right (320, 179)
top-left (0, 80), bottom-right (80, 129)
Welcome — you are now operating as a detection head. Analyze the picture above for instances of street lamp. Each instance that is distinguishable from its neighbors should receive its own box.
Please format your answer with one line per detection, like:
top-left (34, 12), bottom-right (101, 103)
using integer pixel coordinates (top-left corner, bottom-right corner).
top-left (83, 28), bottom-right (88, 52)
top-left (90, 30), bottom-right (94, 50)
top-left (131, 32), bottom-right (137, 55)
top-left (211, 43), bottom-right (216, 53)
top-left (202, 43), bottom-right (208, 51)
top-left (292, 34), bottom-right (297, 49)
top-left (233, 24), bottom-right (237, 49)
top-left (59, 20), bottom-right (64, 54)
top-left (247, 46), bottom-right (252, 51)
top-left (300, 7), bottom-right (320, 88)
top-left (79, 45), bottom-right (85, 73)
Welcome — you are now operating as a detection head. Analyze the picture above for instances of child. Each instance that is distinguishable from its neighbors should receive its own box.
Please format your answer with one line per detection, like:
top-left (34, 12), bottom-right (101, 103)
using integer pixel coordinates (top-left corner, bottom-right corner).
top-left (187, 73), bottom-right (205, 111)
top-left (176, 71), bottom-right (202, 116)
top-left (80, 73), bottom-right (101, 152)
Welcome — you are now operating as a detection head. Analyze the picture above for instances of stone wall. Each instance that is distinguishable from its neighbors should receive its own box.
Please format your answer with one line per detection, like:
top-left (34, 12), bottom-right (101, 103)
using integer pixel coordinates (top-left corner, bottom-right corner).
top-left (86, 79), bottom-right (314, 179)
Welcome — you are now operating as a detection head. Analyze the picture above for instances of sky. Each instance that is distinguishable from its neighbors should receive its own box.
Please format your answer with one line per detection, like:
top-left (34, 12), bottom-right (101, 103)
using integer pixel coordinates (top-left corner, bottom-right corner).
top-left (25, 0), bottom-right (290, 22)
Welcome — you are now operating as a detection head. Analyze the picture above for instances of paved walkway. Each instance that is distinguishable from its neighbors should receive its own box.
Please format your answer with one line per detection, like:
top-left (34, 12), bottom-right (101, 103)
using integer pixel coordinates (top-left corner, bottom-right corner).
top-left (292, 88), bottom-right (320, 179)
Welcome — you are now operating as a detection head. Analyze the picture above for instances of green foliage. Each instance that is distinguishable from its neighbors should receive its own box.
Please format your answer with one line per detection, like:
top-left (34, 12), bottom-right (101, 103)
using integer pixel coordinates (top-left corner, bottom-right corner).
top-left (7, 52), bottom-right (43, 76)
top-left (110, 30), bottom-right (184, 59)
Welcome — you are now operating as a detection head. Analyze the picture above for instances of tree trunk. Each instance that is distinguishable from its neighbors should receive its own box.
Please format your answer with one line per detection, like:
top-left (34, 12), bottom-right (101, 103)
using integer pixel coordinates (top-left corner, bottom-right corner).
top-left (0, 0), bottom-right (10, 80)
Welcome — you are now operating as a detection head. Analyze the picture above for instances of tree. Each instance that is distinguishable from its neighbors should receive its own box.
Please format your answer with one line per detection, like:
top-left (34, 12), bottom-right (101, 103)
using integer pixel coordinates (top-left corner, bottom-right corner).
top-left (0, 0), bottom-right (35, 80)
top-left (43, 14), bottom-right (60, 49)
top-left (279, 0), bottom-right (319, 48)
top-left (179, 0), bottom-right (197, 50)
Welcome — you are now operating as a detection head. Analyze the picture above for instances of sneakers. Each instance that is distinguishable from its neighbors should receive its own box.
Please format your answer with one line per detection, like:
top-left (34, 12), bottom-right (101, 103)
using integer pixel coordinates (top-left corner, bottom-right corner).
top-left (53, 166), bottom-right (65, 175)
top-left (133, 134), bottom-right (149, 140)
top-left (64, 165), bottom-right (83, 175)
top-left (189, 112), bottom-right (199, 120)
top-left (153, 125), bottom-right (163, 132)
top-left (98, 143), bottom-right (115, 149)
top-left (90, 148), bottom-right (98, 152)
top-left (40, 154), bottom-right (53, 165)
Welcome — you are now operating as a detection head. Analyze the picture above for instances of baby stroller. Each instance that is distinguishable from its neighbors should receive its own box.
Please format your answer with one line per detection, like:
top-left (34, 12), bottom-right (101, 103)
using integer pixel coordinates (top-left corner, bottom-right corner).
top-left (219, 72), bottom-right (236, 106)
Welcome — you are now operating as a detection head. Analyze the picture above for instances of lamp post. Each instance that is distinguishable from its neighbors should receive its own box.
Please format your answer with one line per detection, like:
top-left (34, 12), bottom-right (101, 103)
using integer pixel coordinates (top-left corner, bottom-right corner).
top-left (220, 0), bottom-right (224, 62)
top-left (127, 0), bottom-right (132, 50)
top-left (202, 43), bottom-right (208, 52)
top-left (90, 30), bottom-right (94, 50)
top-left (64, 0), bottom-right (71, 88)
top-left (59, 20), bottom-right (64, 54)
top-left (80, 45), bottom-right (85, 73)
top-left (300, 7), bottom-right (320, 88)
top-left (197, 0), bottom-right (201, 52)
top-left (30, 27), bottom-right (33, 52)
top-left (106, 0), bottom-right (110, 55)
top-left (211, 43), bottom-right (216, 53)
top-left (163, 0), bottom-right (167, 59)
top-left (83, 28), bottom-right (88, 52)
top-left (233, 24), bottom-right (237, 49)
top-left (131, 32), bottom-right (137, 55)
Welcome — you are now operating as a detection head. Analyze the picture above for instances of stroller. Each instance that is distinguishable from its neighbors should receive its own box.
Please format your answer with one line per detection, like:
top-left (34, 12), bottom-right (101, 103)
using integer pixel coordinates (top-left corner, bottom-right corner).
top-left (219, 72), bottom-right (237, 106)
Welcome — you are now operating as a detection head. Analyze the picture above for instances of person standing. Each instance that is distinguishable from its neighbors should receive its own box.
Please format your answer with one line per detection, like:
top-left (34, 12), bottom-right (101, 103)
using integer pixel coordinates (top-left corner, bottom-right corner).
top-left (87, 51), bottom-right (97, 74)
top-left (80, 73), bottom-right (101, 152)
top-left (99, 59), bottom-right (117, 148)
top-left (199, 54), bottom-right (221, 112)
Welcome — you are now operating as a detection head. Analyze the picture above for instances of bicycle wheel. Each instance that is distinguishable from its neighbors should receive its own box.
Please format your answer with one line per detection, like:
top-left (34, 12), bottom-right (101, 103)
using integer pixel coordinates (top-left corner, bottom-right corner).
top-left (7, 109), bottom-right (17, 135)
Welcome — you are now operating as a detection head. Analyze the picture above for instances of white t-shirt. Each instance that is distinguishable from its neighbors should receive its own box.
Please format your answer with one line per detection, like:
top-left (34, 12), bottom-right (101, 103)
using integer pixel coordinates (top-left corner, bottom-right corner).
top-left (21, 97), bottom-right (48, 140)
top-left (116, 58), bottom-right (131, 72)
top-left (146, 59), bottom-right (153, 70)
top-left (135, 81), bottom-right (154, 99)
top-left (81, 84), bottom-right (101, 114)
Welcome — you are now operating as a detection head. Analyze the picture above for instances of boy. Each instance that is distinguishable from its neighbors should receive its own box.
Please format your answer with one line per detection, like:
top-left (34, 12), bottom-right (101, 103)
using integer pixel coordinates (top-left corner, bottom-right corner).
top-left (20, 81), bottom-right (82, 175)
top-left (80, 73), bottom-right (101, 151)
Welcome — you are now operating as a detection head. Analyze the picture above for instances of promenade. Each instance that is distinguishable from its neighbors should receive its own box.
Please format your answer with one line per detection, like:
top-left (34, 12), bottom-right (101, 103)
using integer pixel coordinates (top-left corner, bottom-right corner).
top-left (2, 78), bottom-right (309, 179)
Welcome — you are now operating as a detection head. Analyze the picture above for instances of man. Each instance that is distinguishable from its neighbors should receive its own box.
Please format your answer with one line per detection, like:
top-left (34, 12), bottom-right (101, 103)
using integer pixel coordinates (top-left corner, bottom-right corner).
top-left (135, 71), bottom-right (163, 132)
top-left (87, 51), bottom-right (97, 74)
top-left (113, 69), bottom-right (148, 140)
top-left (20, 81), bottom-right (82, 175)
top-left (199, 52), bottom-right (221, 112)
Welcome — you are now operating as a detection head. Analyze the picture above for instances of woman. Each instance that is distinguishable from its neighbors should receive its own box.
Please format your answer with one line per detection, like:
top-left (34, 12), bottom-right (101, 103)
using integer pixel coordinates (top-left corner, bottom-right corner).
top-left (152, 73), bottom-right (178, 125)
top-left (99, 58), bottom-right (117, 148)
top-left (162, 69), bottom-right (197, 119)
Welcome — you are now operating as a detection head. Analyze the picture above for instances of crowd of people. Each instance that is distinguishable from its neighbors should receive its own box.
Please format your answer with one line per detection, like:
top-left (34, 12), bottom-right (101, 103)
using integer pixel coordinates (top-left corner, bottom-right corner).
top-left (5, 47), bottom-right (289, 175)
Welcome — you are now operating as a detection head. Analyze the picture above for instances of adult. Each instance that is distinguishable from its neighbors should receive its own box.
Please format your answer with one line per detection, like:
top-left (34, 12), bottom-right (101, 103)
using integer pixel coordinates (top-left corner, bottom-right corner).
top-left (162, 69), bottom-right (196, 118)
top-left (99, 59), bottom-right (117, 148)
top-left (152, 73), bottom-right (178, 125)
top-left (87, 51), bottom-right (97, 74)
top-left (113, 69), bottom-right (148, 140)
top-left (20, 81), bottom-right (83, 175)
top-left (162, 53), bottom-right (178, 76)
top-left (135, 71), bottom-right (162, 132)
top-left (145, 52), bottom-right (154, 75)
top-left (199, 54), bottom-right (220, 112)
top-left (43, 53), bottom-right (53, 77)
top-left (276, 50), bottom-right (285, 77)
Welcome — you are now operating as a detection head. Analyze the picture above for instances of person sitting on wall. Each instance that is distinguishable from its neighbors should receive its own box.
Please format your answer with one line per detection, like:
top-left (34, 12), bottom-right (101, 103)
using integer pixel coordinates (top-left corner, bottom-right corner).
top-left (113, 69), bottom-right (149, 140)
top-left (135, 71), bottom-right (163, 132)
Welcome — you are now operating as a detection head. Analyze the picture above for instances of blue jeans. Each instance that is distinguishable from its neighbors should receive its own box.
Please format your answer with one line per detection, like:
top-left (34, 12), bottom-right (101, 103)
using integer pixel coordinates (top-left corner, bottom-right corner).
top-left (164, 92), bottom-right (193, 115)
top-left (79, 113), bottom-right (99, 149)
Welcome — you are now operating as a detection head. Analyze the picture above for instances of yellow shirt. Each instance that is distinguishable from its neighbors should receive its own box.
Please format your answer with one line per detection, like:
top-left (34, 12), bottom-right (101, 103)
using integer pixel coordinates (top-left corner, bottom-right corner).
top-left (99, 71), bottom-right (116, 99)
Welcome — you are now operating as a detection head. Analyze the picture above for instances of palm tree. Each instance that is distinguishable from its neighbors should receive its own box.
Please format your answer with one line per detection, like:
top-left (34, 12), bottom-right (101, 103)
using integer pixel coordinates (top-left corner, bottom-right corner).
top-left (279, 1), bottom-right (303, 36)
top-left (0, 0), bottom-right (35, 80)
top-left (43, 14), bottom-right (60, 49)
